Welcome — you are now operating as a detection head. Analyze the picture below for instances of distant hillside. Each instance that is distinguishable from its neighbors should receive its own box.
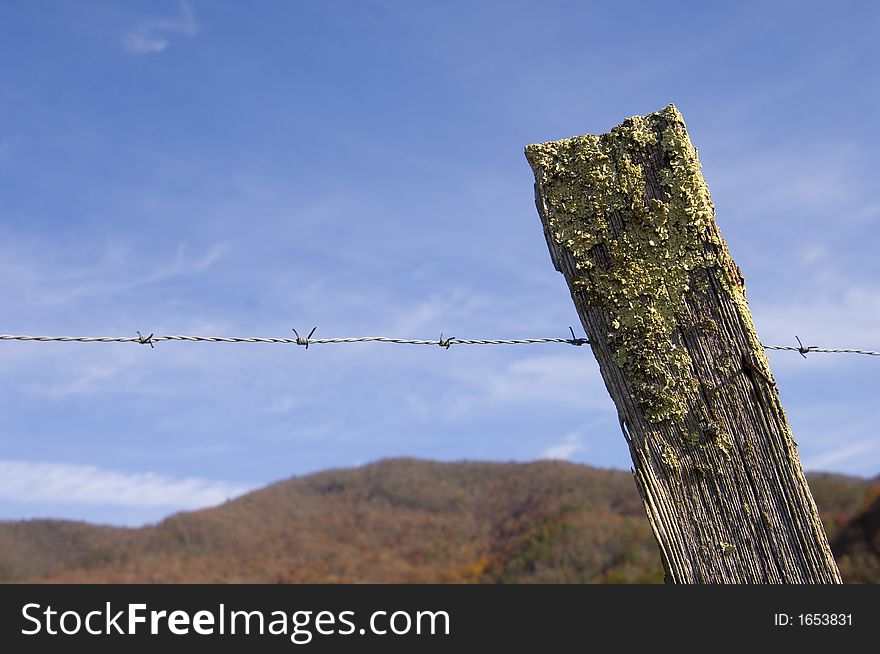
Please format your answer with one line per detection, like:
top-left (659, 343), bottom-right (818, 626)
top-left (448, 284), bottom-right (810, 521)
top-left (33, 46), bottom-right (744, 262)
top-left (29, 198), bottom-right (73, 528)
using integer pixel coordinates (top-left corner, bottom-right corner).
top-left (833, 484), bottom-right (880, 583)
top-left (0, 459), bottom-right (874, 583)
top-left (0, 520), bottom-right (130, 583)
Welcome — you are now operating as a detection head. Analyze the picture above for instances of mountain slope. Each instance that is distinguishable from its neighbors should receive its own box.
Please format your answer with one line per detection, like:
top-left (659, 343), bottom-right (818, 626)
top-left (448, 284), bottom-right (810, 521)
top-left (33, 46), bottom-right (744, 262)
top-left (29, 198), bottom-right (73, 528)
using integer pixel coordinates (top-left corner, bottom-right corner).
top-left (0, 459), bottom-right (874, 583)
top-left (0, 520), bottom-right (131, 582)
top-left (832, 483), bottom-right (880, 583)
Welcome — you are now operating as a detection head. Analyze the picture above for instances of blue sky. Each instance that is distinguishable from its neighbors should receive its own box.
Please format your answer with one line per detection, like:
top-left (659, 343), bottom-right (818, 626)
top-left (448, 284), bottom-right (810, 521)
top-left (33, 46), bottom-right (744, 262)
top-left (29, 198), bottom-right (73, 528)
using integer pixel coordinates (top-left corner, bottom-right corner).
top-left (1, 1), bottom-right (878, 526)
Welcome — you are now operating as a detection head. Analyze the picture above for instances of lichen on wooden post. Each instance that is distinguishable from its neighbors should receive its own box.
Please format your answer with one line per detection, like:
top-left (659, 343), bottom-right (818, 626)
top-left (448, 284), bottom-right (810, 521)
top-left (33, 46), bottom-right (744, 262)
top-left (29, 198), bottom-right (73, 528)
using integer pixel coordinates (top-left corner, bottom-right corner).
top-left (525, 104), bottom-right (841, 583)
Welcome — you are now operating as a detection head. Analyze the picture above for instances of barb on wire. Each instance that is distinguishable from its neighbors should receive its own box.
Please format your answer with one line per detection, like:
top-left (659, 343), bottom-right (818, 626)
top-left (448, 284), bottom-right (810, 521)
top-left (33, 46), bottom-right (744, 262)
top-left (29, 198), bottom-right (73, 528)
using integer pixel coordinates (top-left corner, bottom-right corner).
top-left (0, 331), bottom-right (877, 358)
top-left (795, 335), bottom-right (812, 359)
top-left (762, 344), bottom-right (880, 357)
top-left (292, 327), bottom-right (317, 349)
top-left (567, 326), bottom-right (589, 347)
top-left (761, 335), bottom-right (880, 357)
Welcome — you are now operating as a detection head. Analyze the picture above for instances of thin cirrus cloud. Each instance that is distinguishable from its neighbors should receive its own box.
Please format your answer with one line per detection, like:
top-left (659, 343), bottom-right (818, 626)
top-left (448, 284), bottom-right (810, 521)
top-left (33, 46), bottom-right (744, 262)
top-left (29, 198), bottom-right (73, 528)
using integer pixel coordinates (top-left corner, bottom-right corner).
top-left (443, 353), bottom-right (610, 418)
top-left (801, 440), bottom-right (880, 475)
top-left (25, 241), bottom-right (229, 307)
top-left (540, 432), bottom-right (585, 461)
top-left (123, 1), bottom-right (198, 56)
top-left (752, 280), bottom-right (880, 362)
top-left (0, 459), bottom-right (252, 509)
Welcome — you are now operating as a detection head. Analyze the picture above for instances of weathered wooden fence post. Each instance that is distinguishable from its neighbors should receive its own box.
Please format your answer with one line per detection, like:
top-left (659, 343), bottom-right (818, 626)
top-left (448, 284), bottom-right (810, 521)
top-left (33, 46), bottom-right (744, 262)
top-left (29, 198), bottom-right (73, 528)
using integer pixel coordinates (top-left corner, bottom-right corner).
top-left (525, 104), bottom-right (841, 583)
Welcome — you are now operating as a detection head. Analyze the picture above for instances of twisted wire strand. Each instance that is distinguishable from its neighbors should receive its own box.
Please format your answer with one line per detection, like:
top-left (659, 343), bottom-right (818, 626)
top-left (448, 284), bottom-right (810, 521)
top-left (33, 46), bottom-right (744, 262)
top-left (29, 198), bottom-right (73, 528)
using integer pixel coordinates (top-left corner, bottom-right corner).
top-left (762, 344), bottom-right (880, 357)
top-left (0, 333), bottom-right (877, 356)
top-left (0, 334), bottom-right (580, 346)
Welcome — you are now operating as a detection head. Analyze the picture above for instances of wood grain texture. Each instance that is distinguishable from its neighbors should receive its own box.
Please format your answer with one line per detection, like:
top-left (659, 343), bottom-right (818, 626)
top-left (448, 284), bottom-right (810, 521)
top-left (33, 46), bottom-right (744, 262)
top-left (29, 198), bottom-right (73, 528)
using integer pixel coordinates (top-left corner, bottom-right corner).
top-left (525, 105), bottom-right (841, 583)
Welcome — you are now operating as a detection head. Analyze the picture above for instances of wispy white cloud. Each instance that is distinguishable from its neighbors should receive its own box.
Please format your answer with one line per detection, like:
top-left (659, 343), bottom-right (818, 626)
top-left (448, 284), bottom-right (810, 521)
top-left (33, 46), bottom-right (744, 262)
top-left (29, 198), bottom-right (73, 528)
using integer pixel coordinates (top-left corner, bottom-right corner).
top-left (263, 395), bottom-right (306, 416)
top-left (190, 241), bottom-right (228, 272)
top-left (0, 459), bottom-right (252, 509)
top-left (710, 142), bottom-right (863, 224)
top-left (37, 361), bottom-right (134, 399)
top-left (382, 291), bottom-right (486, 336)
top-left (123, 1), bottom-right (199, 56)
top-left (801, 440), bottom-right (880, 474)
top-left (540, 431), bottom-right (585, 460)
top-left (123, 32), bottom-right (171, 55)
top-left (445, 352), bottom-right (610, 416)
top-left (753, 280), bottom-right (880, 371)
top-left (9, 316), bottom-right (250, 401)
top-left (23, 241), bottom-right (229, 307)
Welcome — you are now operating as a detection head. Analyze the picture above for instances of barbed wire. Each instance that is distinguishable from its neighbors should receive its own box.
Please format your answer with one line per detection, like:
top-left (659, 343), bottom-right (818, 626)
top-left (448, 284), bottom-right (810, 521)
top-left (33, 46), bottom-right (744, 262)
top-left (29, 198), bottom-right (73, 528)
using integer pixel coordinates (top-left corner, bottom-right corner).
top-left (0, 332), bottom-right (588, 348)
top-left (762, 345), bottom-right (880, 357)
top-left (762, 335), bottom-right (880, 358)
top-left (0, 330), bottom-right (877, 358)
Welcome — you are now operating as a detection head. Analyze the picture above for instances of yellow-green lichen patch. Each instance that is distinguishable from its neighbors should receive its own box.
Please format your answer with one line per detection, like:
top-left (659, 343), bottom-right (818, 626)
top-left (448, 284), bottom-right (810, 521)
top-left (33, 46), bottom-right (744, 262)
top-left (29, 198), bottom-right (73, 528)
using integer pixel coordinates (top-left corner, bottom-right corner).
top-left (525, 105), bottom-right (726, 423)
top-left (700, 418), bottom-right (734, 461)
top-left (717, 541), bottom-right (736, 556)
top-left (713, 428), bottom-right (735, 461)
top-left (660, 445), bottom-right (681, 470)
top-left (693, 460), bottom-right (725, 479)
top-left (681, 428), bottom-right (702, 448)
top-left (697, 317), bottom-right (718, 335)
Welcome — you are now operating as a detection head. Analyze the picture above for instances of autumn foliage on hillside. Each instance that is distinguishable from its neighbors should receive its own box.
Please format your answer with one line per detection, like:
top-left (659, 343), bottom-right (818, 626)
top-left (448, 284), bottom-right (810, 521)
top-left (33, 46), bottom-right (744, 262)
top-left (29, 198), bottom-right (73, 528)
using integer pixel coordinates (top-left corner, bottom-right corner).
top-left (833, 484), bottom-right (880, 583)
top-left (0, 459), bottom-right (875, 583)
